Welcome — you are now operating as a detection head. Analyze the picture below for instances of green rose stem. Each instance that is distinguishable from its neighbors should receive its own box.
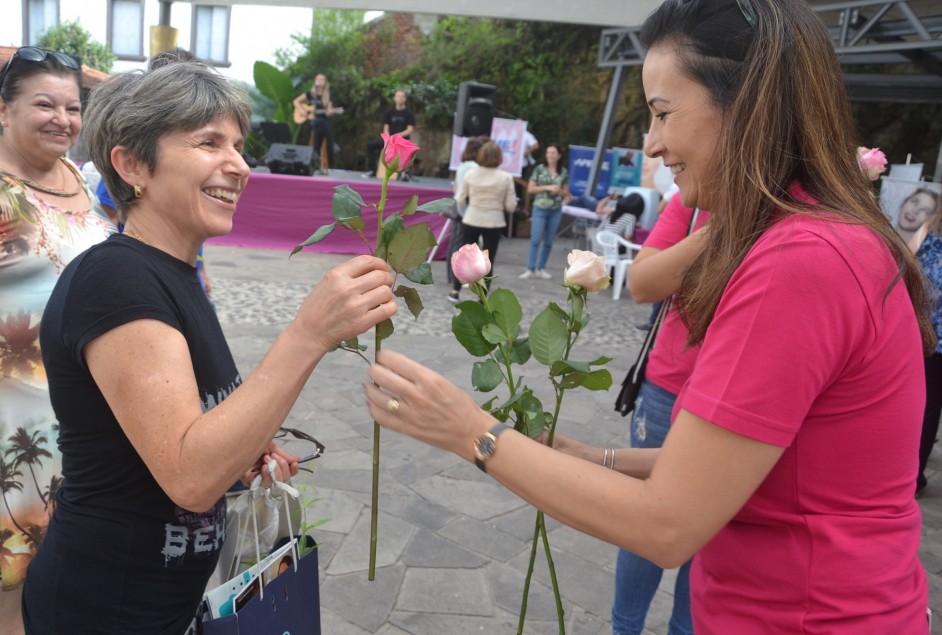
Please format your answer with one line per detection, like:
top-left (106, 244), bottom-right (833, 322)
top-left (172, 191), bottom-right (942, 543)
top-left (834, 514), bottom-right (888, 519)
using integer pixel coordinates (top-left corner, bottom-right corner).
top-left (368, 162), bottom-right (395, 581)
top-left (518, 287), bottom-right (585, 634)
top-left (293, 142), bottom-right (449, 583)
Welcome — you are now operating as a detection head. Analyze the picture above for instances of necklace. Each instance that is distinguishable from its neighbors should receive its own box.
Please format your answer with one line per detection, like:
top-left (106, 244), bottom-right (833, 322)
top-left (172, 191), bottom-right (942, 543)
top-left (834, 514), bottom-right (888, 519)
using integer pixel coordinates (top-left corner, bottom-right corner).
top-left (124, 229), bottom-right (152, 247)
top-left (0, 159), bottom-right (82, 197)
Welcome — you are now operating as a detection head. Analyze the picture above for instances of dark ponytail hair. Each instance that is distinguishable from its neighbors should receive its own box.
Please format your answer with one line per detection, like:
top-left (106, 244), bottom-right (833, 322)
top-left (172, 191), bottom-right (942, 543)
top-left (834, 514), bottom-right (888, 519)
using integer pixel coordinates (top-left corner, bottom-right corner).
top-left (610, 192), bottom-right (645, 225)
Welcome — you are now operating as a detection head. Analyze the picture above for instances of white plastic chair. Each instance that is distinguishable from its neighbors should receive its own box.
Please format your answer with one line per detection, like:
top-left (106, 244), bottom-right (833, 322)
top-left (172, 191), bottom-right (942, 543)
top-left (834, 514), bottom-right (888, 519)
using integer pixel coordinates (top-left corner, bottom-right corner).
top-left (593, 230), bottom-right (641, 300)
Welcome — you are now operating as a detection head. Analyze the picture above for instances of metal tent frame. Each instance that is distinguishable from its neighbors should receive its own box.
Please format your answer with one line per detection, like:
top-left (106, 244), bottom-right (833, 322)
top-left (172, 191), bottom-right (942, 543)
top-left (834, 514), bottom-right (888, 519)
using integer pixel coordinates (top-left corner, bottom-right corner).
top-left (587, 0), bottom-right (942, 194)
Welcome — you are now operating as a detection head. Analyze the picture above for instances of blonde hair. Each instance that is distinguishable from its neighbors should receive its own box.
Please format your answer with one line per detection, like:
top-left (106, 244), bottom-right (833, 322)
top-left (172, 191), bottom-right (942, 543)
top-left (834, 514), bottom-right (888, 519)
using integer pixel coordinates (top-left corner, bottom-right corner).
top-left (312, 74), bottom-right (331, 108)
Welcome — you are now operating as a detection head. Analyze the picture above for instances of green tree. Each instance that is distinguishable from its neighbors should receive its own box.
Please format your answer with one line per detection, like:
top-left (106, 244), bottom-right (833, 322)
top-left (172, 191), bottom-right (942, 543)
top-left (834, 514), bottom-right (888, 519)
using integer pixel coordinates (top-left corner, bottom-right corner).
top-left (37, 19), bottom-right (116, 73)
top-left (419, 17), bottom-right (611, 147)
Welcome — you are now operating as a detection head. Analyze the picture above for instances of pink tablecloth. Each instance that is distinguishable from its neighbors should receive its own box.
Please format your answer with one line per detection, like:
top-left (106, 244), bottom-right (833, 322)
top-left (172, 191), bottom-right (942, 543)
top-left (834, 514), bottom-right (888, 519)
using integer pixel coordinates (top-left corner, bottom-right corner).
top-left (208, 172), bottom-right (450, 258)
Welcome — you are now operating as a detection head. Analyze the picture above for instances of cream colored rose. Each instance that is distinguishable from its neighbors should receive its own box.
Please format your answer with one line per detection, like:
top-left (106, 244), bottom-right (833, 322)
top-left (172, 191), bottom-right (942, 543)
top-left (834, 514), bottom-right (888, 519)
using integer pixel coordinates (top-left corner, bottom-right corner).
top-left (563, 249), bottom-right (610, 292)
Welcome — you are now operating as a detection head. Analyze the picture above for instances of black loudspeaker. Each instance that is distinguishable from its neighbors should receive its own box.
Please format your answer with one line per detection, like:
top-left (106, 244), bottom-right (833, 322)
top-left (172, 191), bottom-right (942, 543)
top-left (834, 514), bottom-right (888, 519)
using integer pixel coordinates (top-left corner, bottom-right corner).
top-left (266, 144), bottom-right (313, 176)
top-left (454, 81), bottom-right (496, 137)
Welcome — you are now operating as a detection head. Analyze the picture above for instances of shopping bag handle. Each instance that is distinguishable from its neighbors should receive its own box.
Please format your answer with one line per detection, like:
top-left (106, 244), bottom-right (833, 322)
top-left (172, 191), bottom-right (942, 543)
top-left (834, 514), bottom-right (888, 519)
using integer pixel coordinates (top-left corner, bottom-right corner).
top-left (233, 462), bottom-right (305, 602)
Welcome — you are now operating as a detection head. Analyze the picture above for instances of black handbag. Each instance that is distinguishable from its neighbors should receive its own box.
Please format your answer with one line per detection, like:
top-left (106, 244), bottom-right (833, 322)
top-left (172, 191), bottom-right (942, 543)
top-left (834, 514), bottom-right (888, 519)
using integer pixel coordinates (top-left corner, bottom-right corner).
top-left (614, 298), bottom-right (672, 416)
top-left (614, 208), bottom-right (700, 417)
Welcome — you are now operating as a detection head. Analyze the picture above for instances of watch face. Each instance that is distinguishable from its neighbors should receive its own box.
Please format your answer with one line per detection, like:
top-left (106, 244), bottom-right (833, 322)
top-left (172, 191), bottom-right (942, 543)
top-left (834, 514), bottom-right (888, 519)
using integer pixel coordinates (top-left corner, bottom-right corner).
top-left (476, 434), bottom-right (497, 460)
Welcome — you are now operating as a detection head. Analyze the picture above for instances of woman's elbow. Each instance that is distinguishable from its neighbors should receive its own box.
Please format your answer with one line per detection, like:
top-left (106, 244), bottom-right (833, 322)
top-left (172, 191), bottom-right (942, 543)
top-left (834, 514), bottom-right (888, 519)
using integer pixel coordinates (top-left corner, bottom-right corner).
top-left (633, 524), bottom-right (700, 569)
top-left (627, 269), bottom-right (668, 304)
top-left (627, 278), bottom-right (658, 304)
top-left (629, 288), bottom-right (659, 304)
top-left (165, 481), bottom-right (222, 514)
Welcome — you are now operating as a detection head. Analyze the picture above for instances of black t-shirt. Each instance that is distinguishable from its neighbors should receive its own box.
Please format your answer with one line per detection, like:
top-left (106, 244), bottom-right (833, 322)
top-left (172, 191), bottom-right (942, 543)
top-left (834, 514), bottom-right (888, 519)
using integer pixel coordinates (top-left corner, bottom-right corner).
top-left (24, 234), bottom-right (241, 635)
top-left (305, 90), bottom-right (328, 119)
top-left (384, 106), bottom-right (415, 136)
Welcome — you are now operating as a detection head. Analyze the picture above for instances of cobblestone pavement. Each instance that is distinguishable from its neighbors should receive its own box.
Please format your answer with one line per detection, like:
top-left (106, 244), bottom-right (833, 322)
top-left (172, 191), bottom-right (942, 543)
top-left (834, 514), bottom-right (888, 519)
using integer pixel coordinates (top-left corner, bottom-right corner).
top-left (204, 235), bottom-right (942, 635)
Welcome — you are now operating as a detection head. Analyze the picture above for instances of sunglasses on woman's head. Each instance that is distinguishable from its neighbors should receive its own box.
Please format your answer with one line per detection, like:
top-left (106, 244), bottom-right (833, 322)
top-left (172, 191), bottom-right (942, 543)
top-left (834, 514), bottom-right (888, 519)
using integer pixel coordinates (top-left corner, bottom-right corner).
top-left (681, 0), bottom-right (757, 29)
top-left (0, 46), bottom-right (81, 91)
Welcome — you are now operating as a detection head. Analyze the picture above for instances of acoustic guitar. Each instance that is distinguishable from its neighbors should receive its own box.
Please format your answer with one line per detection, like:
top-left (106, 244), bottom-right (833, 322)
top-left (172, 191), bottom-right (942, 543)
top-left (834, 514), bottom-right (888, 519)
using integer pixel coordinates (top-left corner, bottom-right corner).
top-left (292, 104), bottom-right (345, 125)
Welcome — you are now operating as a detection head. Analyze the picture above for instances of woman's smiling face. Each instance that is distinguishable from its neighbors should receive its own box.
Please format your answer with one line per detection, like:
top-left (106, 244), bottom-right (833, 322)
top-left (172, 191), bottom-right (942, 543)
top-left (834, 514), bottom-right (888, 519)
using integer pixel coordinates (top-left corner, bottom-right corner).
top-left (0, 72), bottom-right (81, 163)
top-left (642, 46), bottom-right (724, 211)
top-left (138, 116), bottom-right (249, 241)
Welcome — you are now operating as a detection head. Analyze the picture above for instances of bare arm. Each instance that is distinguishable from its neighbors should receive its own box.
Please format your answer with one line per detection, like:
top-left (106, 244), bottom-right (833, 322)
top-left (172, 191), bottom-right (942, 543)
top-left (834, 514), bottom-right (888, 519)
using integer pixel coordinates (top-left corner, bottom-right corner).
top-left (628, 226), bottom-right (710, 303)
top-left (527, 179), bottom-right (558, 195)
top-left (86, 256), bottom-right (396, 512)
top-left (399, 124), bottom-right (414, 138)
top-left (366, 351), bottom-right (784, 568)
top-left (540, 431), bottom-right (659, 479)
top-left (594, 196), bottom-right (614, 215)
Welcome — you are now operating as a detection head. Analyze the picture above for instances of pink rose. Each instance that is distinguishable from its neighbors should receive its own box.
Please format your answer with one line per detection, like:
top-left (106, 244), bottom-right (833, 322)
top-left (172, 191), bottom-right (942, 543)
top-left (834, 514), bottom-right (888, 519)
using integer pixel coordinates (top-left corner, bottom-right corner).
top-left (563, 250), bottom-right (610, 293)
top-left (857, 146), bottom-right (887, 181)
top-left (382, 133), bottom-right (419, 172)
top-left (451, 243), bottom-right (491, 284)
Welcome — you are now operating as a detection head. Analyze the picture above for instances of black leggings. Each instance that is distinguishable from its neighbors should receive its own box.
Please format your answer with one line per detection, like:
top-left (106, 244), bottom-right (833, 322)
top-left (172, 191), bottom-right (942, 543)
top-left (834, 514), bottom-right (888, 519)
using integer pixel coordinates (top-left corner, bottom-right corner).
top-left (311, 118), bottom-right (334, 163)
top-left (452, 224), bottom-right (502, 292)
top-left (366, 137), bottom-right (385, 171)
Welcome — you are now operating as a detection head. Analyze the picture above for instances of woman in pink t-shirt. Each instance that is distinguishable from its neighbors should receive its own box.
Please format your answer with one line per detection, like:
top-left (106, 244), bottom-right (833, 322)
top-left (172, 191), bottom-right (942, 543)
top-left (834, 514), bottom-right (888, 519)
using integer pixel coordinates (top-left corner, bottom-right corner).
top-left (362, 1), bottom-right (935, 632)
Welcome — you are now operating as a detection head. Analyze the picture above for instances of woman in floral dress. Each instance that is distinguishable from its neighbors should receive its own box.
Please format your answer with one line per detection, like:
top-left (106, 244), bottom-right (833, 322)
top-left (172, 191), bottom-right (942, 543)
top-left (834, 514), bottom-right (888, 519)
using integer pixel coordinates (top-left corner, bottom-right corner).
top-left (0, 47), bottom-right (112, 631)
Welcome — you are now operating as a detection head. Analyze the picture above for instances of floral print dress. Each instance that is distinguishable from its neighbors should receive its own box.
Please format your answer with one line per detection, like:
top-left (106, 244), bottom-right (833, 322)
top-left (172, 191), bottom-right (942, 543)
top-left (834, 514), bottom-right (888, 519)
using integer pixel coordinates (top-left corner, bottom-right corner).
top-left (916, 230), bottom-right (942, 354)
top-left (0, 158), bottom-right (113, 590)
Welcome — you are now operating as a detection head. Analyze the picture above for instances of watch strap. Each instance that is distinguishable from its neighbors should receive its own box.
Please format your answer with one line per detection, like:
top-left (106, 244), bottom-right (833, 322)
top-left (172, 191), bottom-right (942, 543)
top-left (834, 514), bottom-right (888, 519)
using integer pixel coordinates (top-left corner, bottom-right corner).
top-left (474, 422), bottom-right (511, 472)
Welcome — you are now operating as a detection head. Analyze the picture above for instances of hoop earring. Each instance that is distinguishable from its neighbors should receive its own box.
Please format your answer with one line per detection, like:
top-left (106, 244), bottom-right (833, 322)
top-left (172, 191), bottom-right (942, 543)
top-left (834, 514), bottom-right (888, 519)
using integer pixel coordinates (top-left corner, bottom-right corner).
top-left (133, 184), bottom-right (143, 199)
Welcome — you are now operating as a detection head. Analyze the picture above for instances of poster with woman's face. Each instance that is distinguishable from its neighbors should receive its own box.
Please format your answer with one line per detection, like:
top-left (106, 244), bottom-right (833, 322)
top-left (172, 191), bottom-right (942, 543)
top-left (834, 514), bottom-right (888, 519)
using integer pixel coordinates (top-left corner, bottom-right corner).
top-left (879, 178), bottom-right (942, 244)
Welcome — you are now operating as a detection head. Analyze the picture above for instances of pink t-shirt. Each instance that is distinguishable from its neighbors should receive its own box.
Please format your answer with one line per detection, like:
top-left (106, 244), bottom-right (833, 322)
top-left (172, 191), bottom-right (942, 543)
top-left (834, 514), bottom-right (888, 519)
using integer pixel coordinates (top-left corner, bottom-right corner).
top-left (678, 212), bottom-right (928, 633)
top-left (643, 197), bottom-right (710, 395)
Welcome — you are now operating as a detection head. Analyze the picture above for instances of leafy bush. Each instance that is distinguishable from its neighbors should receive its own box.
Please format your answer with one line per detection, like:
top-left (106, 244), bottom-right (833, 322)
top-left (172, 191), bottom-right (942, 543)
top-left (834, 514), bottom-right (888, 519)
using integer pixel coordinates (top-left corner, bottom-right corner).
top-left (37, 20), bottom-right (115, 73)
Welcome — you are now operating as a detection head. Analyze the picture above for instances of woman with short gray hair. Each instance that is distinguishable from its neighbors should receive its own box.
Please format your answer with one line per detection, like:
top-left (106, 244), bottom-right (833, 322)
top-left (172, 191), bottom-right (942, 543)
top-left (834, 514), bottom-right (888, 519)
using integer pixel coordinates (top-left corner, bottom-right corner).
top-left (22, 61), bottom-right (397, 634)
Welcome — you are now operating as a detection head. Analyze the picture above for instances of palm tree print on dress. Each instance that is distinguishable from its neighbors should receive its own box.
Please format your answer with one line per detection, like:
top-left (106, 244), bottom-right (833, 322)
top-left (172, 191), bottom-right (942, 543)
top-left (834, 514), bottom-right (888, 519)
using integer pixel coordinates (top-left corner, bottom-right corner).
top-left (0, 459), bottom-right (30, 543)
top-left (6, 427), bottom-right (53, 507)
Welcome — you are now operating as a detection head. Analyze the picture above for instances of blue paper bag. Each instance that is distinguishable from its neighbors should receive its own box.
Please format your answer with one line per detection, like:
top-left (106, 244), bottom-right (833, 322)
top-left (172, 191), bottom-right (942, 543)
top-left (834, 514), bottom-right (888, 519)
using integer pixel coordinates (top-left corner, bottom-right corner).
top-left (201, 538), bottom-right (320, 635)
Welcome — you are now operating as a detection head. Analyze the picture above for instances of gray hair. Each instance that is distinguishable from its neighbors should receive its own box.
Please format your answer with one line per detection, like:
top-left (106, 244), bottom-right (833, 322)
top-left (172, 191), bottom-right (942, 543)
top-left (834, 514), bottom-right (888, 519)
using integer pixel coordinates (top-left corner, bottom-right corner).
top-left (83, 61), bottom-right (251, 217)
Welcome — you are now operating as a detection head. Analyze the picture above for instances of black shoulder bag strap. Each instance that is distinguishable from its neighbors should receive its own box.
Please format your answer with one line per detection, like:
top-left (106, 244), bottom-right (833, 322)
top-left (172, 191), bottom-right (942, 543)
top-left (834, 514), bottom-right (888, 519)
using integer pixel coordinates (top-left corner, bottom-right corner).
top-left (614, 208), bottom-right (700, 417)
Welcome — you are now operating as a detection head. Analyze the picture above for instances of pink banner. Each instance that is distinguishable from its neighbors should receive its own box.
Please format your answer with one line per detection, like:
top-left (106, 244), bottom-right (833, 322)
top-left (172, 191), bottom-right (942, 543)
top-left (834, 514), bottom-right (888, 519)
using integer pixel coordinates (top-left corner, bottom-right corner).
top-left (449, 118), bottom-right (529, 176)
top-left (209, 172), bottom-right (450, 259)
top-left (490, 118), bottom-right (528, 176)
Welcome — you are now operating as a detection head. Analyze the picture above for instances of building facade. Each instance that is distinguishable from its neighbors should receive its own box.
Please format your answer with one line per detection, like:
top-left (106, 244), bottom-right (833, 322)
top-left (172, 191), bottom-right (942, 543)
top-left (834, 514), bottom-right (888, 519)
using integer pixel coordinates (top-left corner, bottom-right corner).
top-left (2, 0), bottom-right (234, 75)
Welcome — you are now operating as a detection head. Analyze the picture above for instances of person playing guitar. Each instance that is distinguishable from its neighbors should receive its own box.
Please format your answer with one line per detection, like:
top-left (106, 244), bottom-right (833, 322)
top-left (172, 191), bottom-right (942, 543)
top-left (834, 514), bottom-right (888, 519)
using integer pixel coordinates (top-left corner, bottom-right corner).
top-left (292, 74), bottom-right (343, 174)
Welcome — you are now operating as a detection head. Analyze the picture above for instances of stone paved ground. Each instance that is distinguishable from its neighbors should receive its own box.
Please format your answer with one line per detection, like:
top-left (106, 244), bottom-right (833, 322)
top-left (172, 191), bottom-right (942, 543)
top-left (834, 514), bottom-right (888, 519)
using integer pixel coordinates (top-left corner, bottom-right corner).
top-left (205, 234), bottom-right (942, 634)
